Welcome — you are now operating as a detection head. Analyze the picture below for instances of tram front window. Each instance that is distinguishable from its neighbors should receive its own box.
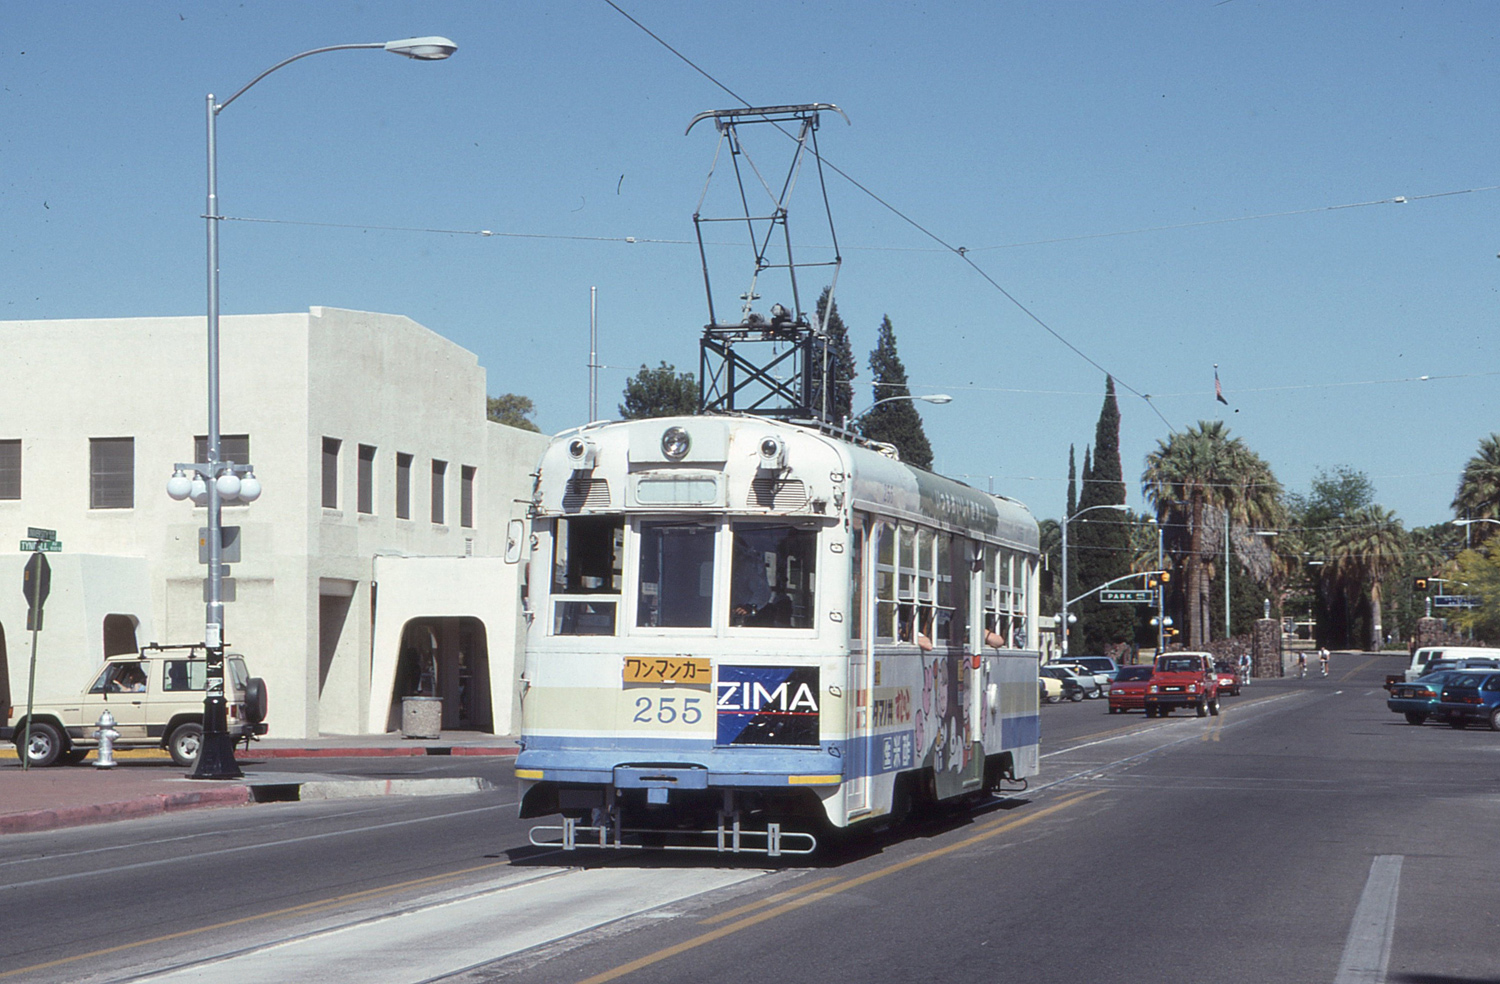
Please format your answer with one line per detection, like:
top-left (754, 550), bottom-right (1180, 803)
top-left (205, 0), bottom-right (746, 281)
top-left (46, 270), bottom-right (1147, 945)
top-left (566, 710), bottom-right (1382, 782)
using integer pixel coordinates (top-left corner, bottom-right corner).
top-left (637, 521), bottom-right (715, 628)
top-left (730, 523), bottom-right (816, 629)
top-left (552, 516), bottom-right (623, 636)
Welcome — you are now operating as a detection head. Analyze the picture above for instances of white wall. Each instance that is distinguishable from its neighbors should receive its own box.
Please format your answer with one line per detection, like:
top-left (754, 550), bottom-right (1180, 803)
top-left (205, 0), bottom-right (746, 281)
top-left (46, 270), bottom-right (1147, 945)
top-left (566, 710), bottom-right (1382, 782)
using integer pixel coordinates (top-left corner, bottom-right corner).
top-left (1, 308), bottom-right (551, 739)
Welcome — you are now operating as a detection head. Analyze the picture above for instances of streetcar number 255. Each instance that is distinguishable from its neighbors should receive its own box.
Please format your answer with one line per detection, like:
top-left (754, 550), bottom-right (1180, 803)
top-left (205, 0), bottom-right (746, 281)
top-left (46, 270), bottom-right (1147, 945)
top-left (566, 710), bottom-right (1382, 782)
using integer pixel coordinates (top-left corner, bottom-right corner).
top-left (632, 695), bottom-right (703, 725)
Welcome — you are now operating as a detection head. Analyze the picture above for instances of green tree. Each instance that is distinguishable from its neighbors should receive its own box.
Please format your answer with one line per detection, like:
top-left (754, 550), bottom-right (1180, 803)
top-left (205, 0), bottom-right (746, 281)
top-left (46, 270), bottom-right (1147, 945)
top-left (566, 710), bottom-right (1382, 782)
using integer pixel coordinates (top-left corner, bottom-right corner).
top-left (486, 394), bottom-right (541, 432)
top-left (863, 315), bottom-right (933, 469)
top-left (619, 362), bottom-right (698, 420)
top-left (1142, 421), bottom-right (1282, 648)
top-left (809, 287), bottom-right (857, 425)
top-left (1288, 466), bottom-right (1377, 648)
top-left (1449, 547), bottom-right (1500, 644)
top-left (1073, 378), bottom-right (1134, 652)
top-left (1453, 433), bottom-right (1500, 545)
top-left (1327, 505), bottom-right (1406, 651)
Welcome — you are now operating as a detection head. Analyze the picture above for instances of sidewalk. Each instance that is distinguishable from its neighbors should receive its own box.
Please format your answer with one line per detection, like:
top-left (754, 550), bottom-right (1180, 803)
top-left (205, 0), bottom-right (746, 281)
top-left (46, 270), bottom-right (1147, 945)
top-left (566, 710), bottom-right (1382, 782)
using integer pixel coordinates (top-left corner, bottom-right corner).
top-left (0, 731), bottom-right (520, 836)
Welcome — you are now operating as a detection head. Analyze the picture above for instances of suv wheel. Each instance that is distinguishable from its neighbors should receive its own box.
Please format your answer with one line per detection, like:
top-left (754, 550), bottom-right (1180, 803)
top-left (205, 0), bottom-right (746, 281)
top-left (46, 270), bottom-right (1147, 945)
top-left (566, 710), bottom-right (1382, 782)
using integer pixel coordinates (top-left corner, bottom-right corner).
top-left (1196, 700), bottom-right (1209, 718)
top-left (18, 721), bottom-right (65, 767)
top-left (168, 722), bottom-right (204, 767)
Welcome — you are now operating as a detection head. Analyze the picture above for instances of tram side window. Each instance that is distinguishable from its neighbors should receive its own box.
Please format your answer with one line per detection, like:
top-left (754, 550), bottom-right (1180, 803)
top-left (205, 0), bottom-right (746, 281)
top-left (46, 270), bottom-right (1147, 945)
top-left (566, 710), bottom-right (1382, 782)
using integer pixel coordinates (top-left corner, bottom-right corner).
top-left (638, 521), bottom-right (715, 628)
top-left (982, 546), bottom-right (1013, 648)
top-left (729, 522), bottom-right (817, 629)
top-left (551, 516), bottom-right (623, 636)
top-left (874, 522), bottom-right (897, 641)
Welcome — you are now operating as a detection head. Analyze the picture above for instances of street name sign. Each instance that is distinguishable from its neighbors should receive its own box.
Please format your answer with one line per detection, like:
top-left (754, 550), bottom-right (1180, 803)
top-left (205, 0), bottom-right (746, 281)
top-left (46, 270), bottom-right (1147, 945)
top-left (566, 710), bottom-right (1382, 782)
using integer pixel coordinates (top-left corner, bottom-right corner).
top-left (1101, 589), bottom-right (1156, 604)
top-left (26, 527), bottom-right (56, 541)
top-left (1433, 595), bottom-right (1481, 609)
top-left (19, 539), bottom-right (61, 552)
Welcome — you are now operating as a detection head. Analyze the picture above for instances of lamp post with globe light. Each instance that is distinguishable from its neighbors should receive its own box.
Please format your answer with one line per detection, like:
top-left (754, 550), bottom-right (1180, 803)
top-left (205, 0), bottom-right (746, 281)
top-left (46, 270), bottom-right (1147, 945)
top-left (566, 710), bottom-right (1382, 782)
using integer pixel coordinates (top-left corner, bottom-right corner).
top-left (168, 37), bottom-right (457, 779)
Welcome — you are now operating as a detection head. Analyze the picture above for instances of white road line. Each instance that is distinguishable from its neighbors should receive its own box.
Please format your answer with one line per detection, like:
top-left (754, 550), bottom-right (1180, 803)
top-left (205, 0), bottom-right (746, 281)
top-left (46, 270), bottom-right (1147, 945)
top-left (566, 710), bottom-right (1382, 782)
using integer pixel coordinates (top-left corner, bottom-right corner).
top-left (1334, 855), bottom-right (1402, 984)
top-left (0, 801), bottom-right (516, 892)
top-left (126, 866), bottom-right (767, 984)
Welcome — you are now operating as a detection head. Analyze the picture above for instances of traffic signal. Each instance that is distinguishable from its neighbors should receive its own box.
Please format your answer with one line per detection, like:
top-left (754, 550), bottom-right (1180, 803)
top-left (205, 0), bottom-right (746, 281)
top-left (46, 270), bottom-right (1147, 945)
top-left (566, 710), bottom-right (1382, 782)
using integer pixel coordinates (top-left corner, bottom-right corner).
top-left (1414, 577), bottom-right (1429, 591)
top-left (1146, 570), bottom-right (1171, 588)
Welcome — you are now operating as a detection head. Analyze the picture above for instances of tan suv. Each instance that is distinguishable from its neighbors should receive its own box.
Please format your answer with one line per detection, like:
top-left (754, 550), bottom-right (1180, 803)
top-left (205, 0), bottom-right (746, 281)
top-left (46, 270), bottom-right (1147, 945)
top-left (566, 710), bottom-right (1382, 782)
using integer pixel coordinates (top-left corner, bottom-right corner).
top-left (3, 644), bottom-right (268, 767)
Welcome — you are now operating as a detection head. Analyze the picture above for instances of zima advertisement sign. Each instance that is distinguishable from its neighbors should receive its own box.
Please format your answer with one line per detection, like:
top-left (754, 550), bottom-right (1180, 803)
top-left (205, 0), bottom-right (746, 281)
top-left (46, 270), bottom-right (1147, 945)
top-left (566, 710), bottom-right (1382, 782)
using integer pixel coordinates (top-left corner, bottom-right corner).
top-left (716, 665), bottom-right (820, 746)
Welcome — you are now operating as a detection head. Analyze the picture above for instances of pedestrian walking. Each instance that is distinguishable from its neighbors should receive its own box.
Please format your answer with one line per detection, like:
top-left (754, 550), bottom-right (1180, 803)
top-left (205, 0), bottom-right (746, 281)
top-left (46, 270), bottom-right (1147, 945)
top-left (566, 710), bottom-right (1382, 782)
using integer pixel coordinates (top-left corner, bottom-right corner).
top-left (1239, 652), bottom-right (1252, 685)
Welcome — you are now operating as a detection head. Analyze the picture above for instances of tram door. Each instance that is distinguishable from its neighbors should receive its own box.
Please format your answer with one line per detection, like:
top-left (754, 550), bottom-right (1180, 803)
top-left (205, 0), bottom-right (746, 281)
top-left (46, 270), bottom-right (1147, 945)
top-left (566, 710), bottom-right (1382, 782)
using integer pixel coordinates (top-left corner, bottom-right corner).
top-left (845, 515), bottom-right (872, 817)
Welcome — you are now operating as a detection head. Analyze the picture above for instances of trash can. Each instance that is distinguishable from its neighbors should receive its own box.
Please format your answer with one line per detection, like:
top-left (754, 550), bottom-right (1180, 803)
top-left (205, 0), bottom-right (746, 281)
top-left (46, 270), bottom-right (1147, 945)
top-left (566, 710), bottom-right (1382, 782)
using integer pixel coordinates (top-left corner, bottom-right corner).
top-left (401, 696), bottom-right (442, 739)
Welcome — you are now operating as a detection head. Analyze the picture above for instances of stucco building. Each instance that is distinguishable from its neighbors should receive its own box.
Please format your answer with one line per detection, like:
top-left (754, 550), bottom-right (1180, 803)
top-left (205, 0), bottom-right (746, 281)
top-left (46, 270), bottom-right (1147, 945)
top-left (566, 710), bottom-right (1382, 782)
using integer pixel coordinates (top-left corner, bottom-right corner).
top-left (0, 307), bottom-right (548, 740)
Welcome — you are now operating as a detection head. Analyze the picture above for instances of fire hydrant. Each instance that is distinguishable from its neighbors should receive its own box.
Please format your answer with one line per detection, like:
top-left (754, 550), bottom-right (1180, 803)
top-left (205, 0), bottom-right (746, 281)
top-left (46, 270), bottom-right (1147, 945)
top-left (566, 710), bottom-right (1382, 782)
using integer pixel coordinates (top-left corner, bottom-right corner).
top-left (94, 709), bottom-right (119, 769)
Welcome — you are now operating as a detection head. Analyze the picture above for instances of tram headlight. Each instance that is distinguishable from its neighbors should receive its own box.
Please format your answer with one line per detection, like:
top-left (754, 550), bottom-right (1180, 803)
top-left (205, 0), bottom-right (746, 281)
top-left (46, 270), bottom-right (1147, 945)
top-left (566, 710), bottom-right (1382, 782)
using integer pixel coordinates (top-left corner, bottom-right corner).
top-left (758, 435), bottom-right (787, 470)
top-left (567, 437), bottom-right (599, 470)
top-left (661, 426), bottom-right (691, 461)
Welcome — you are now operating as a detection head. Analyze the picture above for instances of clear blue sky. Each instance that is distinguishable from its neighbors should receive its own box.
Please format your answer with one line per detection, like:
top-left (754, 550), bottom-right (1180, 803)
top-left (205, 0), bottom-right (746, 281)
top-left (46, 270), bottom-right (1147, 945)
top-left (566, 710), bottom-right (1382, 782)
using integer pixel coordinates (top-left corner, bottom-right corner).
top-left (4, 1), bottom-right (1496, 528)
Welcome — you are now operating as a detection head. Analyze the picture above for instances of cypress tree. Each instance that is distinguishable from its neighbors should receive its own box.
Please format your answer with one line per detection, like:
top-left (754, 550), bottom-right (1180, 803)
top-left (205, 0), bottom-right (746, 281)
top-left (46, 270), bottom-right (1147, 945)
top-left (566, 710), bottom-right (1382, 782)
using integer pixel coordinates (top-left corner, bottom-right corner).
top-left (864, 315), bottom-right (934, 469)
top-left (810, 286), bottom-right (856, 425)
top-left (1075, 377), bottom-right (1134, 652)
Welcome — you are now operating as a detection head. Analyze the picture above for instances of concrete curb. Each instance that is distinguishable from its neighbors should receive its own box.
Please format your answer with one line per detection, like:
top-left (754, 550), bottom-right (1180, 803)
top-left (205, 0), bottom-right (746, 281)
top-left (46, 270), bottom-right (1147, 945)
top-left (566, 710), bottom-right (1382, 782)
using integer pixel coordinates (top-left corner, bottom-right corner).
top-left (245, 746), bottom-right (519, 759)
top-left (0, 784), bottom-right (252, 836)
top-left (296, 777), bottom-right (495, 800)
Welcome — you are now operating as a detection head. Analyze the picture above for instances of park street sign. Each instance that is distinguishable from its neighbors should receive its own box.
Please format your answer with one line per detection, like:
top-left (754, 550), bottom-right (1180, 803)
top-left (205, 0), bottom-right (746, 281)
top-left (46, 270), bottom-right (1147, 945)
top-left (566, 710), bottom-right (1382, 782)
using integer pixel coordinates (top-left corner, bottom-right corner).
top-left (1101, 589), bottom-right (1156, 604)
top-left (1433, 595), bottom-right (1481, 609)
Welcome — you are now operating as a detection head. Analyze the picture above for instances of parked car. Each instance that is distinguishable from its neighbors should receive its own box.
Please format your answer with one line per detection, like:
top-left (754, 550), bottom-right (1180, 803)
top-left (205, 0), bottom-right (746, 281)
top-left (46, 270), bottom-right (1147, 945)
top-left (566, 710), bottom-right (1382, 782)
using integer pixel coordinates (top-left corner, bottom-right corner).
top-left (1387, 669), bottom-right (1467, 725)
top-left (1438, 671), bottom-right (1500, 730)
top-left (3, 644), bottom-right (268, 767)
top-left (1399, 646), bottom-right (1500, 683)
top-left (1214, 661), bottom-right (1241, 697)
top-left (1108, 665), bottom-right (1153, 713)
top-left (1067, 655), bottom-right (1121, 682)
top-left (1040, 666), bottom-right (1088, 702)
top-left (1053, 663), bottom-right (1107, 699)
top-left (1040, 674), bottom-right (1065, 704)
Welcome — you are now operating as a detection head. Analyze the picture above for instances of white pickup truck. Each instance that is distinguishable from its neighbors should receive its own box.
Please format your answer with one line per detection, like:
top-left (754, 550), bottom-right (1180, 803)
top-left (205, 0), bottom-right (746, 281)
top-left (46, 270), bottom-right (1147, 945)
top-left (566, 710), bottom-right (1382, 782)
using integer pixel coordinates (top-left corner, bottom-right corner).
top-left (1401, 646), bottom-right (1500, 683)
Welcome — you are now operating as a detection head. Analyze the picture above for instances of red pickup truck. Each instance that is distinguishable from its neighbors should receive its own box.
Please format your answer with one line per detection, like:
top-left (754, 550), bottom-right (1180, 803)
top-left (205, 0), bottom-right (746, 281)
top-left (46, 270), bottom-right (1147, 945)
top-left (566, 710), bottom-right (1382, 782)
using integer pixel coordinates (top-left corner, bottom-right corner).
top-left (1144, 652), bottom-right (1221, 718)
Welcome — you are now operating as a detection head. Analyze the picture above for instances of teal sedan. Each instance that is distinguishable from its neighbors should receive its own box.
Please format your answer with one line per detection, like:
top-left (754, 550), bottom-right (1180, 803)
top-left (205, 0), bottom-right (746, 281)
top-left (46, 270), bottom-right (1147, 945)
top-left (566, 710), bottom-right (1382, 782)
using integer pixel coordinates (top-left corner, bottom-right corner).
top-left (1387, 670), bottom-right (1465, 725)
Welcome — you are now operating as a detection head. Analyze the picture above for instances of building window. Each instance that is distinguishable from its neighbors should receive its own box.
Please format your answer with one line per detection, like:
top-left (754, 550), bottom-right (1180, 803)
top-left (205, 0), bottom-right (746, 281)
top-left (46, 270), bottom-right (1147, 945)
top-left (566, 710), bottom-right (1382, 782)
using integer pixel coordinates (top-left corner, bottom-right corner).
top-left (396, 452), bottom-right (412, 519)
top-left (321, 437), bottom-right (341, 509)
top-left (90, 437), bottom-right (134, 509)
top-left (0, 439), bottom-right (19, 500)
top-left (194, 434), bottom-right (250, 468)
top-left (460, 465), bottom-right (476, 529)
top-left (431, 459), bottom-right (447, 524)
top-left (358, 444), bottom-right (376, 515)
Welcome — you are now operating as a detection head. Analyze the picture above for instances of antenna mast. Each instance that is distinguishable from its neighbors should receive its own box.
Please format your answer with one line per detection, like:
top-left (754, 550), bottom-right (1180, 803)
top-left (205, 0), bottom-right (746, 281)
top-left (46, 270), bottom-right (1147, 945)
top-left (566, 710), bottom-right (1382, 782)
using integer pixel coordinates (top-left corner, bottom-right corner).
top-left (686, 103), bottom-right (848, 422)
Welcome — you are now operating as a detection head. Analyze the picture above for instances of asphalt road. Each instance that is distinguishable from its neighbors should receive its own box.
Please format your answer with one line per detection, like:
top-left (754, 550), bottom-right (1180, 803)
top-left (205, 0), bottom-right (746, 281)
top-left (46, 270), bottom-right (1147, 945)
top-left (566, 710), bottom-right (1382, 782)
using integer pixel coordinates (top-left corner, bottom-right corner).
top-left (4, 654), bottom-right (1498, 984)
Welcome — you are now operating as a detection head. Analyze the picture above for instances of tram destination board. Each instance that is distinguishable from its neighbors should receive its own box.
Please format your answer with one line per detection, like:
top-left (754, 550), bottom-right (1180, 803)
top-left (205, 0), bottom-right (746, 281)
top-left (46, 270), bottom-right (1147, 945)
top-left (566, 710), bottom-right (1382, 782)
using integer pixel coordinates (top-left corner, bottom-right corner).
top-left (1101, 589), bottom-right (1155, 604)
top-left (624, 656), bottom-right (712, 686)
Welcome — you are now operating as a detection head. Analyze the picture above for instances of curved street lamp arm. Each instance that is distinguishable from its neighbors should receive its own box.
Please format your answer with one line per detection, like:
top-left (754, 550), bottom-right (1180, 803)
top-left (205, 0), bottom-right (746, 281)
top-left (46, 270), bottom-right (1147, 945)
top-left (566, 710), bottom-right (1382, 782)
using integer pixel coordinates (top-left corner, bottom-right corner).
top-left (216, 43), bottom-right (386, 113)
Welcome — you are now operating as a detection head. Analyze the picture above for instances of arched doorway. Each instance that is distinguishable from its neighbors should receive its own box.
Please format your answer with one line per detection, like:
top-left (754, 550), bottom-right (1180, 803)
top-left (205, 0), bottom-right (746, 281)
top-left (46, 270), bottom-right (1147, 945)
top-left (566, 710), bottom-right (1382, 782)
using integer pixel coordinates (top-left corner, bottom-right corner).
top-left (388, 617), bottom-right (492, 733)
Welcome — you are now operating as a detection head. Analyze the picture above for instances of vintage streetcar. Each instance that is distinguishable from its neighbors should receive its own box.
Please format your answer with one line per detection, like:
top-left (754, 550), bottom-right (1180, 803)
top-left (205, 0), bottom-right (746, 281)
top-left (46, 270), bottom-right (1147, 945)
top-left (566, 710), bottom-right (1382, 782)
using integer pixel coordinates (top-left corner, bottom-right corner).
top-left (515, 414), bottom-right (1041, 855)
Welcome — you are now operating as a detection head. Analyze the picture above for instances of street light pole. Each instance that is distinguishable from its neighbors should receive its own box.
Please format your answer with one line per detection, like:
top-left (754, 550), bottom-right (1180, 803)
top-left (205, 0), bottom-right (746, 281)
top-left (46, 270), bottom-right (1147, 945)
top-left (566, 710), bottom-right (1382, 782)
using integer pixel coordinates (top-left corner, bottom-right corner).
top-left (187, 37), bottom-right (456, 780)
top-left (1060, 502), bottom-right (1128, 659)
top-left (845, 392), bottom-right (953, 431)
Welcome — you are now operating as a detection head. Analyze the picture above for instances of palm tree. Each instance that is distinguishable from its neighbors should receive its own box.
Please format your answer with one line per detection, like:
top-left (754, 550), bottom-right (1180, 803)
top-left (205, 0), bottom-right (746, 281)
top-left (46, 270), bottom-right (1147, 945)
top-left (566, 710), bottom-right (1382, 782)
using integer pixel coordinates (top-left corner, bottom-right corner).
top-left (1453, 434), bottom-right (1500, 544)
top-left (1328, 506), bottom-right (1406, 651)
top-left (1142, 421), bottom-right (1283, 647)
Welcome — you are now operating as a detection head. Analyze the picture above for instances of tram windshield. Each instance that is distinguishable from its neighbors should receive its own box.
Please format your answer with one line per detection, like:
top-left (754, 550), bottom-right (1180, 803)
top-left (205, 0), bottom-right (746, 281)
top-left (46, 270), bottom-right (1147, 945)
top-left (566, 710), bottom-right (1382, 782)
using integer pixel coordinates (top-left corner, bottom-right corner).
top-left (637, 521), bottom-right (716, 628)
top-left (729, 522), bottom-right (816, 629)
